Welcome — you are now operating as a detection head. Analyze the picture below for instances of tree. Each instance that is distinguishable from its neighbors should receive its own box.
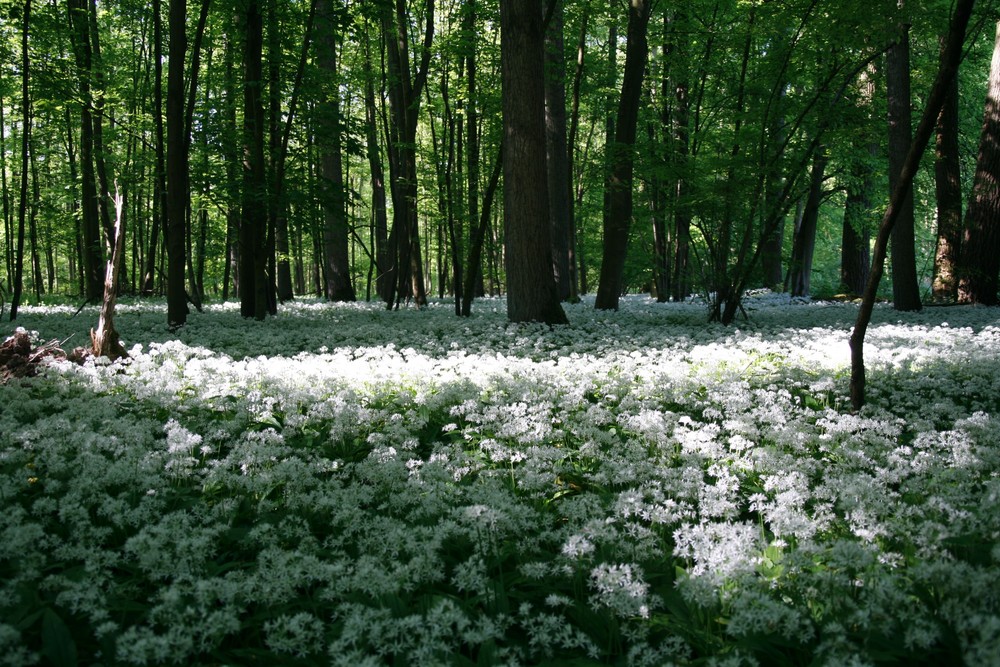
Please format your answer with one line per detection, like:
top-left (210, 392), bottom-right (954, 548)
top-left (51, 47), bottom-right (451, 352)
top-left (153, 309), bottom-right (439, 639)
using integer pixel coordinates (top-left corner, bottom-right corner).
top-left (316, 0), bottom-right (355, 302)
top-left (9, 0), bottom-right (30, 322)
top-left (932, 39), bottom-right (963, 301)
top-left (500, 0), bottom-right (567, 325)
top-left (165, 0), bottom-right (188, 327)
top-left (787, 148), bottom-right (827, 297)
top-left (594, 0), bottom-right (653, 311)
top-left (850, 0), bottom-right (974, 410)
top-left (382, 0), bottom-right (434, 309)
top-left (957, 20), bottom-right (1000, 306)
top-left (239, 0), bottom-right (269, 320)
top-left (545, 0), bottom-right (572, 301)
top-left (886, 13), bottom-right (922, 312)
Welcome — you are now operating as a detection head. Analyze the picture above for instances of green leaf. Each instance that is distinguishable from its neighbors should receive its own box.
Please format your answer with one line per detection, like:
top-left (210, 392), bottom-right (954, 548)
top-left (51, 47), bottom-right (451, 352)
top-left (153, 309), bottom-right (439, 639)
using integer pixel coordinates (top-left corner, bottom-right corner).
top-left (42, 609), bottom-right (78, 667)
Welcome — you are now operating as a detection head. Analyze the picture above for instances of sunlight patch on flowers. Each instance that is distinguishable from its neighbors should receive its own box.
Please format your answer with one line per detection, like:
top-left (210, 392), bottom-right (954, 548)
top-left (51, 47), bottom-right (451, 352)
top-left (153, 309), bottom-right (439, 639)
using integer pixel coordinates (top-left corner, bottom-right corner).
top-left (1, 293), bottom-right (999, 664)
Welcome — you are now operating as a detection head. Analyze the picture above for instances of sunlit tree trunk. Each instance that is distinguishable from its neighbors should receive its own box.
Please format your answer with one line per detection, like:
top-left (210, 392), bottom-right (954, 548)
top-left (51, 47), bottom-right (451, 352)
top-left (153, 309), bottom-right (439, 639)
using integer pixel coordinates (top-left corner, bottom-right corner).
top-left (957, 20), bottom-right (1000, 306)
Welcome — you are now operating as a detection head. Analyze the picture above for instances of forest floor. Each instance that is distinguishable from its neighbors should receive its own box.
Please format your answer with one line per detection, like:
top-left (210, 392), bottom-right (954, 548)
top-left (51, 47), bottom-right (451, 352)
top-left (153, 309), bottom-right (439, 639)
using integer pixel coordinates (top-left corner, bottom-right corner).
top-left (1, 292), bottom-right (999, 666)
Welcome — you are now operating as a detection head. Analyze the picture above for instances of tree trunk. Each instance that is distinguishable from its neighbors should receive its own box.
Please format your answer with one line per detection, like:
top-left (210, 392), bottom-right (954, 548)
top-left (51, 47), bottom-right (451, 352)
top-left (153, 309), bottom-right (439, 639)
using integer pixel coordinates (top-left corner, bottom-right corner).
top-left (841, 145), bottom-right (875, 296)
top-left (382, 0), bottom-right (433, 309)
top-left (788, 149), bottom-right (827, 297)
top-left (461, 143), bottom-right (502, 316)
top-left (957, 20), bottom-right (1000, 306)
top-left (239, 0), bottom-right (269, 320)
top-left (10, 0), bottom-right (30, 322)
top-left (545, 0), bottom-right (572, 301)
top-left (317, 0), bottom-right (356, 302)
top-left (850, 0), bottom-right (973, 410)
top-left (933, 44), bottom-right (963, 301)
top-left (595, 0), bottom-right (653, 311)
top-left (68, 0), bottom-right (103, 301)
top-left (362, 27), bottom-right (390, 303)
top-left (886, 17), bottom-right (922, 312)
top-left (566, 9), bottom-right (588, 301)
top-left (90, 189), bottom-right (128, 361)
top-left (142, 0), bottom-right (165, 297)
top-left (165, 0), bottom-right (188, 327)
top-left (500, 0), bottom-right (568, 325)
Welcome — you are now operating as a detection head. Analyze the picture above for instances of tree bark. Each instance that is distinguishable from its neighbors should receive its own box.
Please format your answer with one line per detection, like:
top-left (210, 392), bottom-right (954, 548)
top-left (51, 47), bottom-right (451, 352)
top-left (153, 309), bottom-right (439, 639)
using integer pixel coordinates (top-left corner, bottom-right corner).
top-left (957, 20), bottom-right (1000, 306)
top-left (317, 0), bottom-right (356, 302)
top-left (500, 0), bottom-right (568, 324)
top-left (545, 0), bottom-right (572, 301)
top-left (841, 146), bottom-right (874, 296)
top-left (90, 188), bottom-right (128, 361)
top-left (788, 148), bottom-right (827, 297)
top-left (886, 17), bottom-right (922, 312)
top-left (595, 0), bottom-right (653, 310)
top-left (932, 42), bottom-right (963, 301)
top-left (165, 0), bottom-right (188, 327)
top-left (10, 0), bottom-right (30, 322)
top-left (850, 0), bottom-right (973, 410)
top-left (239, 0), bottom-right (269, 320)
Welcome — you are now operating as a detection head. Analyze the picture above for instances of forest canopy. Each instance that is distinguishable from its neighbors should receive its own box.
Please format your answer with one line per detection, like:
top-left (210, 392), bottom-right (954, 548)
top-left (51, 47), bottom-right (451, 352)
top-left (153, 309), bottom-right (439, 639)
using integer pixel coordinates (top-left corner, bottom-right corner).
top-left (1, 0), bottom-right (1000, 325)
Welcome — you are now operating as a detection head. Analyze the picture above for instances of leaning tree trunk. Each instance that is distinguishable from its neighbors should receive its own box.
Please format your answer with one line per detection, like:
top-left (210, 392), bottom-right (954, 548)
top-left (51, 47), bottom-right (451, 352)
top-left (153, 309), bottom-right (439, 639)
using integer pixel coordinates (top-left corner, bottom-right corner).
top-left (850, 0), bottom-right (973, 410)
top-left (957, 20), bottom-right (1000, 306)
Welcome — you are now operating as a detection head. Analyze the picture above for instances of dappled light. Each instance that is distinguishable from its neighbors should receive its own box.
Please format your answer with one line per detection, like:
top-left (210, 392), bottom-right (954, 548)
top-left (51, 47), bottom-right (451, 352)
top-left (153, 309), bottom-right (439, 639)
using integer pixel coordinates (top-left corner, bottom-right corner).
top-left (1, 293), bottom-right (999, 664)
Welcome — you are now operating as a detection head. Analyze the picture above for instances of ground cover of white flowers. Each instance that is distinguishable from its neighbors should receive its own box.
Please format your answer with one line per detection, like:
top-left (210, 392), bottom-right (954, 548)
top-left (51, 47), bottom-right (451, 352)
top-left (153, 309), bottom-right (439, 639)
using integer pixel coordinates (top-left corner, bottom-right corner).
top-left (2, 292), bottom-right (1000, 666)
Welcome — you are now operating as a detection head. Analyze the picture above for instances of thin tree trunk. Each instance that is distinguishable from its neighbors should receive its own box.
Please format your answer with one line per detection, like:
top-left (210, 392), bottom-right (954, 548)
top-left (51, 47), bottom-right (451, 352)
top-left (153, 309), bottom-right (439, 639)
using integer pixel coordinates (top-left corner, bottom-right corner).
top-left (788, 149), bottom-right (827, 297)
top-left (850, 0), bottom-right (973, 410)
top-left (10, 0), bottom-right (30, 322)
top-left (595, 0), bottom-right (653, 311)
top-left (142, 0), bottom-right (164, 296)
top-left (841, 144), bottom-right (875, 296)
top-left (165, 0), bottom-right (188, 327)
top-left (566, 9), bottom-right (588, 301)
top-left (461, 143), bottom-right (502, 317)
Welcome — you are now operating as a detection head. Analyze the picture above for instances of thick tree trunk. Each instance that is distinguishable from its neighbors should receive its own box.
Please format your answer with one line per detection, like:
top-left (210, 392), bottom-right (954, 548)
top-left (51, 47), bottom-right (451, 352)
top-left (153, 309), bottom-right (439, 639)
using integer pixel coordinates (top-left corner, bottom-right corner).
top-left (239, 0), bottom-right (269, 320)
top-left (886, 18), bottom-right (922, 312)
top-left (317, 0), bottom-right (356, 302)
top-left (595, 0), bottom-right (653, 311)
top-left (933, 48), bottom-right (963, 301)
top-left (500, 0), bottom-right (567, 324)
top-left (957, 20), bottom-right (1000, 306)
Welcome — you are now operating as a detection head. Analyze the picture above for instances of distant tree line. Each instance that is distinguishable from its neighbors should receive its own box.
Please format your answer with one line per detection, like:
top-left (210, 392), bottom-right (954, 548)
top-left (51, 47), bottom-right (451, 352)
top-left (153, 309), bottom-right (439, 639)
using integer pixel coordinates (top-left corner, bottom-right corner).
top-left (1, 0), bottom-right (999, 327)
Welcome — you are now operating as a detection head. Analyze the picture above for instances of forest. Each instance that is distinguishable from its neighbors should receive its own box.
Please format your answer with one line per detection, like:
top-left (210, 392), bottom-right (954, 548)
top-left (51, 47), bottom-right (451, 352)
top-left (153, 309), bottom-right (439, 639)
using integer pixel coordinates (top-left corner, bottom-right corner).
top-left (3, 0), bottom-right (1000, 665)
top-left (2, 0), bottom-right (1000, 328)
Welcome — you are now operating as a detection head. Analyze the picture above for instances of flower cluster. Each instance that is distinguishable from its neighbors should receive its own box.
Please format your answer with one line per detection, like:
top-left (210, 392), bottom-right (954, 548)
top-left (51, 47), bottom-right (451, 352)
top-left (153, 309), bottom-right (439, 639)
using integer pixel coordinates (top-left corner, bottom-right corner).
top-left (1, 293), bottom-right (998, 665)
